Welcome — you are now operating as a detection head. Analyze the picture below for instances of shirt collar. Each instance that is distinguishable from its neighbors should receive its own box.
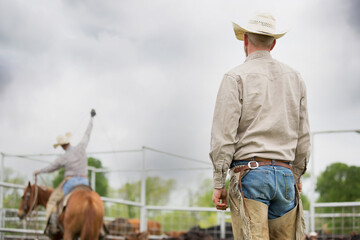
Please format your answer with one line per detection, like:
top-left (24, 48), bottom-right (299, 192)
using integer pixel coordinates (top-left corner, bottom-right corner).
top-left (245, 50), bottom-right (272, 63)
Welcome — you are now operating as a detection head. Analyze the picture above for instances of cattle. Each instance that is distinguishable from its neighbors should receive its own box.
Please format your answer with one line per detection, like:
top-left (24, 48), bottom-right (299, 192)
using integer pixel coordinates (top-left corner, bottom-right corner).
top-left (163, 223), bottom-right (233, 240)
top-left (128, 219), bottom-right (162, 235)
top-left (164, 231), bottom-right (188, 238)
top-left (125, 231), bottom-right (150, 240)
top-left (351, 232), bottom-right (360, 240)
top-left (106, 217), bottom-right (133, 236)
top-left (186, 223), bottom-right (233, 240)
top-left (179, 229), bottom-right (213, 240)
top-left (106, 218), bottom-right (162, 236)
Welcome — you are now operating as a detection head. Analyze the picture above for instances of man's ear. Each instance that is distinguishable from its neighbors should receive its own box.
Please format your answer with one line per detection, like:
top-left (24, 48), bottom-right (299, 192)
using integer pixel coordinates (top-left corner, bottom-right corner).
top-left (270, 39), bottom-right (276, 51)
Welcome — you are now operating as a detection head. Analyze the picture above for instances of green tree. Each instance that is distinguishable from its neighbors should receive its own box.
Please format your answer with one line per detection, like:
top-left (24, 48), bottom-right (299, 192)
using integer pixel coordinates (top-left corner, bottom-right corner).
top-left (116, 177), bottom-right (176, 218)
top-left (190, 178), bottom-right (230, 208)
top-left (146, 177), bottom-right (176, 205)
top-left (116, 176), bottom-right (175, 205)
top-left (187, 178), bottom-right (230, 228)
top-left (301, 194), bottom-right (310, 210)
top-left (3, 167), bottom-right (26, 209)
top-left (315, 162), bottom-right (360, 234)
top-left (300, 172), bottom-right (310, 210)
top-left (316, 162), bottom-right (360, 202)
top-left (87, 157), bottom-right (109, 196)
top-left (52, 157), bottom-right (109, 196)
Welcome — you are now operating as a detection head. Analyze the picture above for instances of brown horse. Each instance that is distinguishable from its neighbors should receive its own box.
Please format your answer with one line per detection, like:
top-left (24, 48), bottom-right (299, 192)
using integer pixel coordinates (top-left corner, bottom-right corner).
top-left (17, 181), bottom-right (105, 240)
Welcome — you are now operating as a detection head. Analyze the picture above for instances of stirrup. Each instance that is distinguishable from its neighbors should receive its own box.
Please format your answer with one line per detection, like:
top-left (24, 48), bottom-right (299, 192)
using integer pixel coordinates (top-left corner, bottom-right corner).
top-left (47, 213), bottom-right (60, 236)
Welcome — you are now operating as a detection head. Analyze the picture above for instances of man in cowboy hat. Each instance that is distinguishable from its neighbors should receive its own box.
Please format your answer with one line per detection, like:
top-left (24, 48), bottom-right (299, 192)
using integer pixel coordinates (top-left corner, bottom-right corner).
top-left (210, 12), bottom-right (310, 239)
top-left (34, 109), bottom-right (96, 236)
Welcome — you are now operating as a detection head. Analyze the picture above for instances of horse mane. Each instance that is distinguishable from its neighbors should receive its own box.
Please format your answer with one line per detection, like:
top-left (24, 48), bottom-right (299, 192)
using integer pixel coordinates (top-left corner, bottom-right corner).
top-left (39, 185), bottom-right (47, 190)
top-left (29, 183), bottom-right (54, 207)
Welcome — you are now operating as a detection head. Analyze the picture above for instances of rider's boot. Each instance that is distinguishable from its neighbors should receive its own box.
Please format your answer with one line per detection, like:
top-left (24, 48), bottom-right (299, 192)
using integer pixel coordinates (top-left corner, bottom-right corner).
top-left (44, 212), bottom-right (60, 237)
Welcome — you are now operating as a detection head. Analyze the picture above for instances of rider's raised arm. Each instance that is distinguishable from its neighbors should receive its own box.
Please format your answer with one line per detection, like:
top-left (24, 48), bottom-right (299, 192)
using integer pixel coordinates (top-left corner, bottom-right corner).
top-left (77, 118), bottom-right (93, 150)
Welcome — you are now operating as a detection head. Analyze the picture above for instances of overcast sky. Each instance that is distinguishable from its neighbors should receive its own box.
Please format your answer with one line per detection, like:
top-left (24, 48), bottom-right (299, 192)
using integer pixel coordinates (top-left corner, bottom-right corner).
top-left (1, 0), bottom-right (360, 197)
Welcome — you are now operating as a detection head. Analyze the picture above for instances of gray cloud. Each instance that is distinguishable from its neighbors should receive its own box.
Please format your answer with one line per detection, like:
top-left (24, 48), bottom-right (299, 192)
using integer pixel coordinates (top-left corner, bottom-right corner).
top-left (348, 0), bottom-right (360, 34)
top-left (0, 0), bottom-right (359, 190)
top-left (0, 60), bottom-right (11, 94)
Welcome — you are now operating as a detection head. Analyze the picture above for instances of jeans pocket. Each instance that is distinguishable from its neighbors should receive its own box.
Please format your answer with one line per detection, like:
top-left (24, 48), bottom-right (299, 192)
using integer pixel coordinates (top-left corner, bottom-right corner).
top-left (241, 169), bottom-right (269, 199)
top-left (283, 173), bottom-right (295, 201)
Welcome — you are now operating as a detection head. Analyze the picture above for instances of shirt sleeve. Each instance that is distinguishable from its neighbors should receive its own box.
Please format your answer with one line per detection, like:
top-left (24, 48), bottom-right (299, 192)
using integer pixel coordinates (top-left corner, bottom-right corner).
top-left (37, 155), bottom-right (66, 174)
top-left (292, 79), bottom-right (311, 183)
top-left (209, 73), bottom-right (242, 189)
top-left (77, 118), bottom-right (93, 149)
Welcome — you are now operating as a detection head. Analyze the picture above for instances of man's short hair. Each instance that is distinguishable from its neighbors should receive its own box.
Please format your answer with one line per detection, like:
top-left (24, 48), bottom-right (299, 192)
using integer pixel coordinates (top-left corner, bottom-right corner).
top-left (246, 32), bottom-right (275, 48)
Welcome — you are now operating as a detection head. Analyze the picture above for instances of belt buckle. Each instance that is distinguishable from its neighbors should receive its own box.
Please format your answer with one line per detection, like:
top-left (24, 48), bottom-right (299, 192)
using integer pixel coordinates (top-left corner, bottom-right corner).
top-left (248, 160), bottom-right (259, 169)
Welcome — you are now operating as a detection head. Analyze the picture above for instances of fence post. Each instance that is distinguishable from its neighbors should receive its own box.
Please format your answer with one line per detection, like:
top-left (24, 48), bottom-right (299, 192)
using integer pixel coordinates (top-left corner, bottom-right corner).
top-left (91, 168), bottom-right (96, 192)
top-left (220, 211), bottom-right (226, 239)
top-left (140, 147), bottom-right (147, 232)
top-left (0, 153), bottom-right (5, 240)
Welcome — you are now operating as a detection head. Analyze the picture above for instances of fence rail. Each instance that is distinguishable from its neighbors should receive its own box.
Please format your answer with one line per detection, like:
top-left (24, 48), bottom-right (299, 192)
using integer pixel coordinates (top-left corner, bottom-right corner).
top-left (0, 149), bottom-right (230, 240)
top-left (1, 149), bottom-right (360, 239)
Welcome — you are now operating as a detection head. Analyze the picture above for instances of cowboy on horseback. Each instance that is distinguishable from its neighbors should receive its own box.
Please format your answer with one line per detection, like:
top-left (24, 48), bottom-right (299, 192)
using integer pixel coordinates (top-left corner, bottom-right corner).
top-left (34, 109), bottom-right (96, 236)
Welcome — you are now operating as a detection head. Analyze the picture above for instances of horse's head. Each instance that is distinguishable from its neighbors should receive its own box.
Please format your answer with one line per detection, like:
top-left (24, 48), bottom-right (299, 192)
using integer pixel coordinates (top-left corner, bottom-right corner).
top-left (17, 181), bottom-right (37, 220)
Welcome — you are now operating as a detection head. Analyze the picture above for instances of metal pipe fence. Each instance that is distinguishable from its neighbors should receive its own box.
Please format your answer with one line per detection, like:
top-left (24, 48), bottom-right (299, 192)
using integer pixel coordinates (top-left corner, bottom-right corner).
top-left (0, 148), bottom-right (227, 240)
top-left (312, 202), bottom-right (360, 238)
top-left (1, 148), bottom-right (359, 239)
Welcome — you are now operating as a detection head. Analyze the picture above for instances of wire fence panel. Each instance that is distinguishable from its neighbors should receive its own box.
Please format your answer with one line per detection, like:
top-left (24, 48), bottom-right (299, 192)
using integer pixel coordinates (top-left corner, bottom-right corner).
top-left (146, 208), bottom-right (232, 238)
top-left (1, 209), bottom-right (46, 239)
top-left (314, 203), bottom-right (360, 238)
top-left (1, 150), bottom-right (360, 240)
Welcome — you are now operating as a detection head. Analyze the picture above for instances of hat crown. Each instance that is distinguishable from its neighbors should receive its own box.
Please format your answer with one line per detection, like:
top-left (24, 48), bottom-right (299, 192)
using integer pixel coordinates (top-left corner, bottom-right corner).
top-left (232, 12), bottom-right (286, 41)
top-left (54, 132), bottom-right (72, 148)
top-left (56, 135), bottom-right (64, 143)
top-left (247, 12), bottom-right (277, 35)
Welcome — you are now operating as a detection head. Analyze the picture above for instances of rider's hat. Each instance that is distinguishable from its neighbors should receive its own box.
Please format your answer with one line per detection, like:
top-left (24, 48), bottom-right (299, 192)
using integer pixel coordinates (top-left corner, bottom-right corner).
top-left (53, 132), bottom-right (72, 148)
top-left (232, 12), bottom-right (287, 41)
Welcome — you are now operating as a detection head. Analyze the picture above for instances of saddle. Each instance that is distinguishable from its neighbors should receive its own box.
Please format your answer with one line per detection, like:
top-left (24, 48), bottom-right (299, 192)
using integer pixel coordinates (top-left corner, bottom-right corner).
top-left (50, 184), bottom-right (108, 239)
top-left (57, 184), bottom-right (93, 215)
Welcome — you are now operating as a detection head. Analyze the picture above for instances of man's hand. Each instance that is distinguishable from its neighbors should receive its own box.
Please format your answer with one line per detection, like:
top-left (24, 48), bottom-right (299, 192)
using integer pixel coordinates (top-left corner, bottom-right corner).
top-left (296, 182), bottom-right (302, 195)
top-left (33, 171), bottom-right (38, 176)
top-left (91, 109), bottom-right (96, 118)
top-left (212, 188), bottom-right (228, 210)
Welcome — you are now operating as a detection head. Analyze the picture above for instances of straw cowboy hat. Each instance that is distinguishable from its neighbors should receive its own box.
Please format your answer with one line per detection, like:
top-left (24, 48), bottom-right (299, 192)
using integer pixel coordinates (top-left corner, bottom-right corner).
top-left (53, 132), bottom-right (72, 148)
top-left (233, 12), bottom-right (287, 41)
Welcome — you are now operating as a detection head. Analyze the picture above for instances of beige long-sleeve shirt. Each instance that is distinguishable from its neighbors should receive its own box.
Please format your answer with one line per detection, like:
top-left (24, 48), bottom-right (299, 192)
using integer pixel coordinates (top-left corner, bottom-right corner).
top-left (210, 51), bottom-right (310, 188)
top-left (38, 118), bottom-right (93, 177)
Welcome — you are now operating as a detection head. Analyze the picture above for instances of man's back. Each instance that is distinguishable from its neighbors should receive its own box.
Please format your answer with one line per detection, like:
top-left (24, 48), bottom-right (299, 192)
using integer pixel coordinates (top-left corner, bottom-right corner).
top-left (211, 12), bottom-right (310, 239)
top-left (227, 50), bottom-right (307, 161)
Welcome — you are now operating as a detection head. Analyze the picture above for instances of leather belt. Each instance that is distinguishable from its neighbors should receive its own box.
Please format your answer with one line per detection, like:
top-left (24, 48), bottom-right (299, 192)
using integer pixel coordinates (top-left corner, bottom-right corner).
top-left (233, 157), bottom-right (292, 173)
top-left (68, 175), bottom-right (88, 178)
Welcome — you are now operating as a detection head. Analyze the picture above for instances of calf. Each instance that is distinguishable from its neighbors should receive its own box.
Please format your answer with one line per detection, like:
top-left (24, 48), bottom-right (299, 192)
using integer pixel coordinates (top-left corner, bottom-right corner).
top-left (106, 218), bottom-right (132, 236)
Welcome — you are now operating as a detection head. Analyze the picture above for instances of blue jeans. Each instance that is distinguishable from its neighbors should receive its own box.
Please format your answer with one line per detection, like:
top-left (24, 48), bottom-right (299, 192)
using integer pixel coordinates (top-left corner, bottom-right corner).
top-left (62, 177), bottom-right (89, 195)
top-left (236, 160), bottom-right (296, 219)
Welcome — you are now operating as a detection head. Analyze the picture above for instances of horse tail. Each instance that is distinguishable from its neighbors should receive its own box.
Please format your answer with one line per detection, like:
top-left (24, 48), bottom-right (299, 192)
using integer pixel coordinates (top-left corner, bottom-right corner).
top-left (80, 196), bottom-right (101, 240)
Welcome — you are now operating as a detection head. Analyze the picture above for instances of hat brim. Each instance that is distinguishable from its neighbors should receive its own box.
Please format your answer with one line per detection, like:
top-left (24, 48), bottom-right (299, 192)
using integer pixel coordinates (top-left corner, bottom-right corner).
top-left (53, 141), bottom-right (70, 149)
top-left (232, 22), bottom-right (287, 41)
